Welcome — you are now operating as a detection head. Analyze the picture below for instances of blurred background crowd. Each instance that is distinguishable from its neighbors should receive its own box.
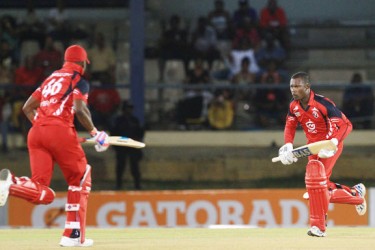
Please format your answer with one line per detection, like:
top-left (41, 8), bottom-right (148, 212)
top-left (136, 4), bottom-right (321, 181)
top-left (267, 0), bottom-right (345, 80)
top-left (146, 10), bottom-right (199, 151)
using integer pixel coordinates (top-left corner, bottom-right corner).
top-left (1, 0), bottom-right (375, 153)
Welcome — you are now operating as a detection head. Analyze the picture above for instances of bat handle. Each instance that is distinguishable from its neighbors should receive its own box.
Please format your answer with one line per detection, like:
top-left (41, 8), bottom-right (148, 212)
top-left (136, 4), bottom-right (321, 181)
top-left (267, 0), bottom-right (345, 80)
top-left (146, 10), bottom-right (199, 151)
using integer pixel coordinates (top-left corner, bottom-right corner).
top-left (272, 156), bottom-right (281, 163)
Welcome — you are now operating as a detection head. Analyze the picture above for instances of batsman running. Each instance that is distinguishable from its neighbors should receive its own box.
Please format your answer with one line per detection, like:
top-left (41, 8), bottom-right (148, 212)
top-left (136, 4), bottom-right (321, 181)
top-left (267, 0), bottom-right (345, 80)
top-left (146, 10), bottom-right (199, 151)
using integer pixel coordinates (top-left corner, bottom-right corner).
top-left (277, 72), bottom-right (366, 237)
top-left (0, 45), bottom-right (109, 247)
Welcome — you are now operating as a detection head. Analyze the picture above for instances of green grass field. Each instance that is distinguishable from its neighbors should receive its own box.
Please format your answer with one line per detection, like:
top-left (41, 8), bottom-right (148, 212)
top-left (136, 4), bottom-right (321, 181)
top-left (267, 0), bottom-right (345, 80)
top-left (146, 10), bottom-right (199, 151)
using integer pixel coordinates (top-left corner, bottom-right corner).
top-left (0, 227), bottom-right (374, 249)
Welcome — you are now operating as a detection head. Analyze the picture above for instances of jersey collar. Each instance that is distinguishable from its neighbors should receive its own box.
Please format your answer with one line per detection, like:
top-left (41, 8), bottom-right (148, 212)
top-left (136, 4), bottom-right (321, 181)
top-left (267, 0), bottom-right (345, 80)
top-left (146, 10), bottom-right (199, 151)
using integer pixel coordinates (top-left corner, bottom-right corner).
top-left (62, 62), bottom-right (84, 75)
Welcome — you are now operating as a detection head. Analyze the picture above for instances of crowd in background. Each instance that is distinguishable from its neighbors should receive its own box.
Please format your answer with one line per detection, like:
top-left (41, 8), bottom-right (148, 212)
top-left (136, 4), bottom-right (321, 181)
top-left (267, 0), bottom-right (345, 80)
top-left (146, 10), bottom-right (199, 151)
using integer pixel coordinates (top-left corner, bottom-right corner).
top-left (164, 0), bottom-right (291, 130)
top-left (0, 0), bottom-right (374, 154)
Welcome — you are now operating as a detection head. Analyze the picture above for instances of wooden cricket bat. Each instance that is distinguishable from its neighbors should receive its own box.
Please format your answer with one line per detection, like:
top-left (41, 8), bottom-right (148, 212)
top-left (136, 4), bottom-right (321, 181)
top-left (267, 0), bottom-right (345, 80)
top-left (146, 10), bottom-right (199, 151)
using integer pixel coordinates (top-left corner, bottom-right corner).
top-left (272, 140), bottom-right (337, 163)
top-left (81, 136), bottom-right (146, 148)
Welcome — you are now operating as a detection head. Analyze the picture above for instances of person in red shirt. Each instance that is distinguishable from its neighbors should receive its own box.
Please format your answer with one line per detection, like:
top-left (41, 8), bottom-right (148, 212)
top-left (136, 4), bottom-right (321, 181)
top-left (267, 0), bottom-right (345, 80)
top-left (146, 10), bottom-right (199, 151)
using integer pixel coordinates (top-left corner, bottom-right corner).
top-left (259, 0), bottom-right (289, 49)
top-left (15, 55), bottom-right (44, 96)
top-left (0, 45), bottom-right (109, 247)
top-left (277, 72), bottom-right (366, 237)
top-left (34, 35), bottom-right (63, 78)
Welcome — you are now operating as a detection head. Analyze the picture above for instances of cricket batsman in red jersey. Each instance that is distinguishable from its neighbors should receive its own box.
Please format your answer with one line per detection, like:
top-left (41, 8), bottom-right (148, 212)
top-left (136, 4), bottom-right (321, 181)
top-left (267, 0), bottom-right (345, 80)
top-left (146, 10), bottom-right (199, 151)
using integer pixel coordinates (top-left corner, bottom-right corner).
top-left (0, 45), bottom-right (110, 247)
top-left (277, 72), bottom-right (366, 237)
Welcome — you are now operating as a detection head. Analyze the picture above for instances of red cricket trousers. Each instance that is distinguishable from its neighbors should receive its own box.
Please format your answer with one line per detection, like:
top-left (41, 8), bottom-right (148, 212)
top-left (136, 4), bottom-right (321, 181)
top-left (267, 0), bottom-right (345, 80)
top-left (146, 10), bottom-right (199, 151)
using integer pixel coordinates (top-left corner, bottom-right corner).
top-left (27, 125), bottom-right (88, 187)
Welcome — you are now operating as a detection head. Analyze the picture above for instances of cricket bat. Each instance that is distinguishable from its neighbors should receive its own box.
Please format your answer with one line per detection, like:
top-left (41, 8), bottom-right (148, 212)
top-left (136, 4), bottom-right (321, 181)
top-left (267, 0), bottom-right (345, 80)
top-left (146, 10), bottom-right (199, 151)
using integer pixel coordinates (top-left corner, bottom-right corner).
top-left (81, 136), bottom-right (146, 148)
top-left (272, 140), bottom-right (337, 163)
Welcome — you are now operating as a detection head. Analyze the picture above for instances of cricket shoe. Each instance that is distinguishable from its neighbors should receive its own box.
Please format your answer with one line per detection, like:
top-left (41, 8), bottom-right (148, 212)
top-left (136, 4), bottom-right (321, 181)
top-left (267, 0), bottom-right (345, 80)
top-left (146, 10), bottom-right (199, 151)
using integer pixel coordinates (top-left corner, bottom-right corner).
top-left (0, 169), bottom-right (13, 206)
top-left (59, 236), bottom-right (94, 247)
top-left (307, 226), bottom-right (326, 237)
top-left (353, 183), bottom-right (367, 216)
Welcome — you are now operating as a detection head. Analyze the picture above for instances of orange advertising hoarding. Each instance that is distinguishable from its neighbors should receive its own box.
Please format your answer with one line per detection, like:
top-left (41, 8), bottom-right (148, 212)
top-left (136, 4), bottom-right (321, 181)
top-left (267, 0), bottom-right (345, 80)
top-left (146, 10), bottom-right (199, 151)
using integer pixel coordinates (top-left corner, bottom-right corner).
top-left (8, 189), bottom-right (367, 228)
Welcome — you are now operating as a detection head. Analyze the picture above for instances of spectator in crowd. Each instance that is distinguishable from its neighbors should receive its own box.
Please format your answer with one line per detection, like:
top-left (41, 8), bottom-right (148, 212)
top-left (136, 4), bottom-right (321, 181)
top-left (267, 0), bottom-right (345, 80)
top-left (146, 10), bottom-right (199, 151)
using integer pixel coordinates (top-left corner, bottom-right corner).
top-left (88, 32), bottom-right (116, 84)
top-left (46, 0), bottom-right (68, 44)
top-left (0, 64), bottom-right (13, 85)
top-left (190, 16), bottom-right (221, 71)
top-left (227, 37), bottom-right (260, 79)
top-left (15, 55), bottom-right (44, 96)
top-left (232, 16), bottom-right (261, 51)
top-left (18, 0), bottom-right (45, 47)
top-left (231, 56), bottom-right (256, 101)
top-left (0, 15), bottom-right (19, 58)
top-left (233, 0), bottom-right (258, 29)
top-left (0, 65), bottom-right (13, 148)
top-left (0, 39), bottom-right (18, 74)
top-left (158, 15), bottom-right (189, 82)
top-left (208, 0), bottom-right (233, 41)
top-left (34, 35), bottom-right (63, 77)
top-left (110, 101), bottom-right (145, 190)
top-left (13, 55), bottom-right (44, 144)
top-left (207, 0), bottom-right (233, 55)
top-left (208, 89), bottom-right (234, 130)
top-left (88, 75), bottom-right (121, 131)
top-left (253, 60), bottom-right (288, 128)
top-left (255, 33), bottom-right (286, 70)
top-left (176, 58), bottom-right (213, 129)
top-left (259, 0), bottom-right (290, 50)
top-left (0, 93), bottom-right (11, 152)
top-left (342, 73), bottom-right (374, 129)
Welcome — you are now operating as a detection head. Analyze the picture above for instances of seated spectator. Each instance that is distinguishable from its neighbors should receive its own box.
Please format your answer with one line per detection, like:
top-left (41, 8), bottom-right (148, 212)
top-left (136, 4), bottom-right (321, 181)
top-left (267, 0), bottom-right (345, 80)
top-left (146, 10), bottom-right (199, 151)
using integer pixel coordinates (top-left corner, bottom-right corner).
top-left (227, 37), bottom-right (260, 78)
top-left (158, 15), bottom-right (189, 82)
top-left (176, 58), bottom-right (213, 129)
top-left (342, 73), bottom-right (374, 129)
top-left (184, 58), bottom-right (211, 93)
top-left (259, 0), bottom-right (290, 50)
top-left (0, 64), bottom-right (13, 85)
top-left (190, 16), bottom-right (221, 71)
top-left (88, 32), bottom-right (116, 84)
top-left (208, 90), bottom-right (234, 130)
top-left (0, 39), bottom-right (18, 73)
top-left (12, 55), bottom-right (43, 143)
top-left (88, 74), bottom-right (121, 131)
top-left (15, 55), bottom-right (44, 96)
top-left (0, 15), bottom-right (19, 58)
top-left (231, 57), bottom-right (256, 101)
top-left (208, 0), bottom-right (232, 40)
top-left (34, 35), bottom-right (63, 77)
top-left (252, 60), bottom-right (288, 128)
top-left (0, 92), bottom-right (11, 152)
top-left (255, 33), bottom-right (286, 70)
top-left (46, 0), bottom-right (69, 44)
top-left (207, 0), bottom-right (233, 54)
top-left (233, 0), bottom-right (258, 29)
top-left (232, 17), bottom-right (261, 51)
top-left (17, 1), bottom-right (45, 47)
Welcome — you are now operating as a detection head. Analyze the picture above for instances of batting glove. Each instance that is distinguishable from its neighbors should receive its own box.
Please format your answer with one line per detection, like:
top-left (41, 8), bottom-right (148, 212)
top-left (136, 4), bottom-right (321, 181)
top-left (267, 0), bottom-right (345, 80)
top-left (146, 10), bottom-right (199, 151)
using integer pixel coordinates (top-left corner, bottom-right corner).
top-left (90, 128), bottom-right (110, 152)
top-left (318, 138), bottom-right (338, 158)
top-left (278, 143), bottom-right (298, 165)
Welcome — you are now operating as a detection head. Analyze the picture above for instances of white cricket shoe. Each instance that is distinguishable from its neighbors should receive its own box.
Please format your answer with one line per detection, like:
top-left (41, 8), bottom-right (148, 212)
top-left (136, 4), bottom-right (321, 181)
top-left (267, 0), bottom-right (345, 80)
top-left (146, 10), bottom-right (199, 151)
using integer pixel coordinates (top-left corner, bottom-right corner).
top-left (353, 183), bottom-right (367, 216)
top-left (307, 226), bottom-right (326, 237)
top-left (0, 169), bottom-right (13, 206)
top-left (59, 236), bottom-right (94, 247)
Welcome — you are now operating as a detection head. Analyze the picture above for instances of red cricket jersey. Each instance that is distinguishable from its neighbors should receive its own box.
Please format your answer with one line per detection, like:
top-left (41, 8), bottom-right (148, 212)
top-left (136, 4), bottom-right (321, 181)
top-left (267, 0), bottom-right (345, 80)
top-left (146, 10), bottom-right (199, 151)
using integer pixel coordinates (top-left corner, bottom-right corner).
top-left (31, 62), bottom-right (89, 127)
top-left (284, 90), bottom-right (352, 145)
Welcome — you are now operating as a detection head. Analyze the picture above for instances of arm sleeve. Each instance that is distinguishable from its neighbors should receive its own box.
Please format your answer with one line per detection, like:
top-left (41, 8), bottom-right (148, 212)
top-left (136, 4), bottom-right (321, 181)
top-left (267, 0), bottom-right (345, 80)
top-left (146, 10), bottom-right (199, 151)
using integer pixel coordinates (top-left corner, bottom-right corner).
top-left (31, 87), bottom-right (42, 101)
top-left (325, 101), bottom-right (351, 143)
top-left (73, 79), bottom-right (90, 103)
top-left (284, 107), bottom-right (298, 144)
